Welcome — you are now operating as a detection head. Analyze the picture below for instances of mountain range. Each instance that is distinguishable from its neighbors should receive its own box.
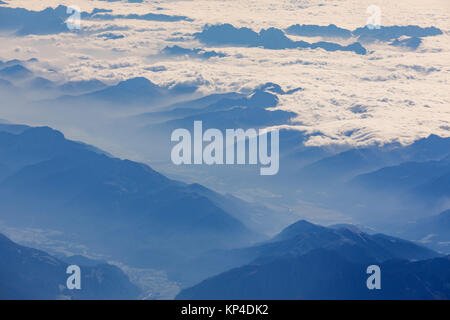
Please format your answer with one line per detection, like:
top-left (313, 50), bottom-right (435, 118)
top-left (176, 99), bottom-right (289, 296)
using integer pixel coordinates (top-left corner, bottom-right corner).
top-left (0, 232), bottom-right (140, 299)
top-left (0, 123), bottom-right (262, 273)
top-left (195, 24), bottom-right (367, 55)
top-left (177, 220), bottom-right (447, 300)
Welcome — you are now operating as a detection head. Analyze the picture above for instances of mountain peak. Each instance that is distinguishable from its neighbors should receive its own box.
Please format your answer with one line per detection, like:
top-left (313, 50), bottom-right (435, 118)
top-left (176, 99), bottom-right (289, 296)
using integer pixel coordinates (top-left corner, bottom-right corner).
top-left (79, 76), bottom-right (166, 105)
top-left (329, 223), bottom-right (363, 234)
top-left (272, 219), bottom-right (325, 242)
top-left (117, 77), bottom-right (159, 90)
top-left (21, 126), bottom-right (65, 140)
top-left (0, 64), bottom-right (33, 79)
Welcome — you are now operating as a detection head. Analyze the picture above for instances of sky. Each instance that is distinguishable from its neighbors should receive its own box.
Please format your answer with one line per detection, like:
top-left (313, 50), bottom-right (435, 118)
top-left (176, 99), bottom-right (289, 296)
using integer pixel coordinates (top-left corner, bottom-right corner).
top-left (0, 0), bottom-right (449, 148)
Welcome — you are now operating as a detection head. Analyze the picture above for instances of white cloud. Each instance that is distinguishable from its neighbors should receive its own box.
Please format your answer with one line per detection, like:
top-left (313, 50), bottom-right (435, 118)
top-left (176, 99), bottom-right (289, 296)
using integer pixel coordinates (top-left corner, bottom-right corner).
top-left (0, 0), bottom-right (449, 149)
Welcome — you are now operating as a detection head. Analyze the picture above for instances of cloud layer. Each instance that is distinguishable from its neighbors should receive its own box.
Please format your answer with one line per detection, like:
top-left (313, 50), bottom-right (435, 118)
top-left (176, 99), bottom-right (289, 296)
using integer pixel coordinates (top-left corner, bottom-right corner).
top-left (0, 0), bottom-right (448, 151)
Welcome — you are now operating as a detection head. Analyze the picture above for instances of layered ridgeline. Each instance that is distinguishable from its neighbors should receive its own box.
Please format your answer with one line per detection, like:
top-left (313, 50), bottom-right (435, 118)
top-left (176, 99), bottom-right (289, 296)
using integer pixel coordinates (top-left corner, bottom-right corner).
top-left (400, 209), bottom-right (450, 253)
top-left (251, 131), bottom-right (450, 246)
top-left (131, 83), bottom-right (449, 237)
top-left (0, 232), bottom-right (140, 299)
top-left (177, 220), bottom-right (449, 300)
top-left (0, 123), bottom-right (263, 272)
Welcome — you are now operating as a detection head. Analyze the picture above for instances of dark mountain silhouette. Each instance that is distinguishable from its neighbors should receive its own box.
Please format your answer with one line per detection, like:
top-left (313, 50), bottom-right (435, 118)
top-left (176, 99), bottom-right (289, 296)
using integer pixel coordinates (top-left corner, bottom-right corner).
top-left (142, 89), bottom-right (293, 136)
top-left (0, 121), bottom-right (29, 134)
top-left (0, 5), bottom-right (70, 35)
top-left (0, 125), bottom-right (97, 179)
top-left (175, 219), bottom-right (438, 288)
top-left (297, 148), bottom-right (393, 188)
top-left (284, 24), bottom-right (442, 47)
top-left (161, 46), bottom-right (227, 59)
top-left (253, 220), bottom-right (437, 263)
top-left (177, 250), bottom-right (450, 300)
top-left (390, 37), bottom-right (422, 50)
top-left (0, 232), bottom-right (140, 299)
top-left (194, 24), bottom-right (367, 55)
top-left (83, 77), bottom-right (165, 104)
top-left (53, 77), bottom-right (196, 107)
top-left (411, 169), bottom-right (450, 201)
top-left (0, 124), bottom-right (260, 270)
top-left (353, 25), bottom-right (442, 43)
top-left (0, 64), bottom-right (33, 80)
top-left (177, 220), bottom-right (444, 300)
top-left (346, 155), bottom-right (450, 217)
top-left (285, 24), bottom-right (352, 38)
top-left (136, 88), bottom-right (283, 125)
top-left (97, 32), bottom-right (125, 40)
top-left (0, 58), bottom-right (38, 68)
top-left (2, 74), bottom-right (107, 95)
top-left (24, 77), bottom-right (56, 90)
top-left (135, 95), bottom-right (247, 124)
top-left (277, 129), bottom-right (332, 169)
top-left (298, 134), bottom-right (450, 187)
top-left (280, 135), bottom-right (450, 225)
top-left (0, 59), bottom-right (37, 88)
top-left (0, 5), bottom-right (186, 36)
top-left (90, 12), bottom-right (192, 22)
top-left (135, 88), bottom-right (296, 165)
top-left (129, 87), bottom-right (294, 167)
top-left (350, 155), bottom-right (450, 191)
